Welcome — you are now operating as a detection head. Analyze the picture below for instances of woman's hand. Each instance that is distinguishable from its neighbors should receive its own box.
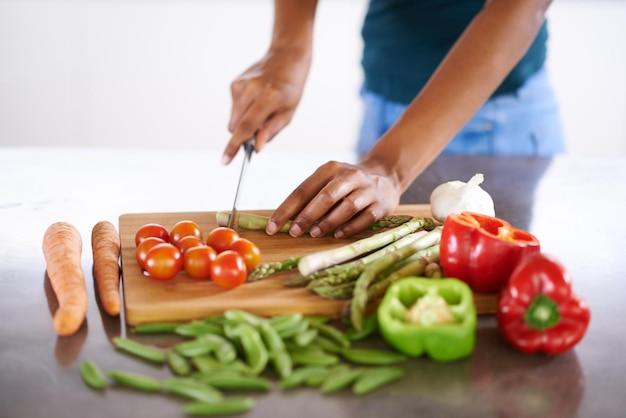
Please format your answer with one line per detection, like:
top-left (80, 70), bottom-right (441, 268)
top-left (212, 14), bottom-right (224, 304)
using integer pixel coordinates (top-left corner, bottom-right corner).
top-left (266, 160), bottom-right (403, 238)
top-left (222, 47), bottom-right (311, 165)
top-left (223, 0), bottom-right (318, 163)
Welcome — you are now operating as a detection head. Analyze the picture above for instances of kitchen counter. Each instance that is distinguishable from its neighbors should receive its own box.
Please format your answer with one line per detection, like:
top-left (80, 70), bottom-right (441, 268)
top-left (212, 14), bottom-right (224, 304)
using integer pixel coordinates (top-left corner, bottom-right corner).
top-left (1, 147), bottom-right (624, 418)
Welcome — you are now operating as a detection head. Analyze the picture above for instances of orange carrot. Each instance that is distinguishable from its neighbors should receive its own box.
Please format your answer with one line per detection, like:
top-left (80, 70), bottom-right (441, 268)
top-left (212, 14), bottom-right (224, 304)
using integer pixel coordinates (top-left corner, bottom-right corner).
top-left (42, 222), bottom-right (88, 336)
top-left (91, 220), bottom-right (121, 316)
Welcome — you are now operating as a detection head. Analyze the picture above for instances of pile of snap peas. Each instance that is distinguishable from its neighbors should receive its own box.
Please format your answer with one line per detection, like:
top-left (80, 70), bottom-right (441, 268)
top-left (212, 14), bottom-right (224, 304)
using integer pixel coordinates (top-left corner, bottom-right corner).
top-left (80, 309), bottom-right (406, 416)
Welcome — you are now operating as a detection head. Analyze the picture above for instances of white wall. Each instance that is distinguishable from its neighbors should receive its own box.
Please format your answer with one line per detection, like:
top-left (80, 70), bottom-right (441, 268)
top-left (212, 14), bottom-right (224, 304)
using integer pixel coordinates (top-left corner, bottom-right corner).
top-left (0, 0), bottom-right (624, 156)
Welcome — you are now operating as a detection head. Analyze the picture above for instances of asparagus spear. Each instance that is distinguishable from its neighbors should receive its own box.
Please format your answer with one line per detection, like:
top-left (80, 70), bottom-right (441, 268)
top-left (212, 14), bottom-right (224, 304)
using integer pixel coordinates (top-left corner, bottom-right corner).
top-left (247, 256), bottom-right (302, 282)
top-left (365, 246), bottom-right (440, 302)
top-left (313, 245), bottom-right (440, 302)
top-left (298, 217), bottom-right (436, 277)
top-left (216, 211), bottom-right (413, 233)
top-left (245, 215), bottom-right (429, 282)
top-left (350, 227), bottom-right (442, 330)
top-left (424, 262), bottom-right (443, 278)
top-left (311, 281), bottom-right (356, 300)
top-left (309, 244), bottom-right (441, 300)
top-left (304, 230), bottom-right (429, 289)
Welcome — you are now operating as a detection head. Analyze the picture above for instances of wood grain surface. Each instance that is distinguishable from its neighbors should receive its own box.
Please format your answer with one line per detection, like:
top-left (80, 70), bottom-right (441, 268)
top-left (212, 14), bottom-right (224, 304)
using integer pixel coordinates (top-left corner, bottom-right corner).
top-left (119, 205), bottom-right (497, 325)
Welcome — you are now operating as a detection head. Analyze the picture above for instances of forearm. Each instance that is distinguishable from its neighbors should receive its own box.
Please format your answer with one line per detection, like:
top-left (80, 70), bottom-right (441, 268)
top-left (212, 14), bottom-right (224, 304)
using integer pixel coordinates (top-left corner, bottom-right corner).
top-left (362, 0), bottom-right (553, 192)
top-left (271, 0), bottom-right (318, 52)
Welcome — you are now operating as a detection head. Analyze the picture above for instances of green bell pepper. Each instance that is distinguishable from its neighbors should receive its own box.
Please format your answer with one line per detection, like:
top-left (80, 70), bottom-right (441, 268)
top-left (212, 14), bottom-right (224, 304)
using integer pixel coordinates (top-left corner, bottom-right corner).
top-left (377, 277), bottom-right (477, 362)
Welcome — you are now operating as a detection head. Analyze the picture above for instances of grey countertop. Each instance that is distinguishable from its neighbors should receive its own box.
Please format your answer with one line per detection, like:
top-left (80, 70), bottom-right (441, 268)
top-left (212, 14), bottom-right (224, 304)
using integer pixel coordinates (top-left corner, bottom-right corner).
top-left (0, 148), bottom-right (624, 418)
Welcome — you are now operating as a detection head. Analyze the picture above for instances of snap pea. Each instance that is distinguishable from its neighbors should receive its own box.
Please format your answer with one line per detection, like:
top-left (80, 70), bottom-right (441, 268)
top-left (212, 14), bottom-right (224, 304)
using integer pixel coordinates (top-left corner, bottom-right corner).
top-left (166, 350), bottom-right (192, 376)
top-left (294, 328), bottom-right (318, 347)
top-left (223, 309), bottom-right (265, 327)
top-left (175, 320), bottom-right (223, 338)
top-left (131, 322), bottom-right (181, 334)
top-left (270, 349), bottom-right (293, 379)
top-left (290, 350), bottom-right (339, 367)
top-left (306, 320), bottom-right (350, 349)
top-left (202, 334), bottom-right (238, 364)
top-left (284, 343), bottom-right (324, 355)
top-left (258, 321), bottom-right (285, 352)
top-left (276, 317), bottom-right (309, 339)
top-left (195, 374), bottom-right (272, 391)
top-left (232, 323), bottom-right (268, 375)
top-left (351, 367), bottom-right (404, 395)
top-left (268, 313), bottom-right (303, 332)
top-left (191, 355), bottom-right (222, 373)
top-left (174, 336), bottom-right (216, 358)
top-left (80, 360), bottom-right (107, 389)
top-left (192, 368), bottom-right (254, 386)
top-left (279, 366), bottom-right (330, 389)
top-left (112, 337), bottom-right (165, 364)
top-left (107, 370), bottom-right (161, 392)
top-left (345, 312), bottom-right (378, 341)
top-left (203, 314), bottom-right (227, 324)
top-left (304, 364), bottom-right (350, 387)
top-left (161, 377), bottom-right (223, 402)
top-left (340, 348), bottom-right (408, 365)
top-left (312, 336), bottom-right (344, 354)
top-left (321, 368), bottom-right (364, 394)
top-left (194, 358), bottom-right (254, 376)
top-left (183, 397), bottom-right (255, 416)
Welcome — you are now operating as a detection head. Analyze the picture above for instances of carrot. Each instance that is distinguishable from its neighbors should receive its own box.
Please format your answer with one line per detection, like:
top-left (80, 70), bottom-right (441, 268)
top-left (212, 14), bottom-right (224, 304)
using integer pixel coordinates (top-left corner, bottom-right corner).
top-left (91, 220), bottom-right (121, 316)
top-left (42, 222), bottom-right (88, 336)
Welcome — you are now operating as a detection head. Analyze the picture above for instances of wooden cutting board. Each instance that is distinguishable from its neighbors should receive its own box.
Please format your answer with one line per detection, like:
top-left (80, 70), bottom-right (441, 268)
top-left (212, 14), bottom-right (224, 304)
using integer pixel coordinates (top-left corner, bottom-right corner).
top-left (119, 205), bottom-right (497, 325)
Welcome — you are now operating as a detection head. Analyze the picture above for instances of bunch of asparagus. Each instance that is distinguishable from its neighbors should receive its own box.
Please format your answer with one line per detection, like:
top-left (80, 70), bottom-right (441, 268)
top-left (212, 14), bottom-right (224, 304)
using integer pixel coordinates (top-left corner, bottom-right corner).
top-left (222, 212), bottom-right (442, 331)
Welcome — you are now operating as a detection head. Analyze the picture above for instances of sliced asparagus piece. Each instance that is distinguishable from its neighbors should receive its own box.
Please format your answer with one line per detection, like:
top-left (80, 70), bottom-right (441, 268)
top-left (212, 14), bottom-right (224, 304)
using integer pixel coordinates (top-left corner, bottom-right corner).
top-left (216, 211), bottom-right (413, 233)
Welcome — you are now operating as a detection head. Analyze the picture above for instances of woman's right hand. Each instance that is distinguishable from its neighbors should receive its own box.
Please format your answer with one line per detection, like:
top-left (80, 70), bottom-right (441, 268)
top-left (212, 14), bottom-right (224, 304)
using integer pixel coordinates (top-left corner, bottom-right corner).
top-left (222, 46), bottom-right (311, 165)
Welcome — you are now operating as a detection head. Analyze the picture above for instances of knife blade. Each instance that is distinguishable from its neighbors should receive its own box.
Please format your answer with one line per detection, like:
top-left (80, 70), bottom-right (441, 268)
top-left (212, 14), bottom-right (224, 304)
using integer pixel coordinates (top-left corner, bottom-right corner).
top-left (227, 137), bottom-right (256, 229)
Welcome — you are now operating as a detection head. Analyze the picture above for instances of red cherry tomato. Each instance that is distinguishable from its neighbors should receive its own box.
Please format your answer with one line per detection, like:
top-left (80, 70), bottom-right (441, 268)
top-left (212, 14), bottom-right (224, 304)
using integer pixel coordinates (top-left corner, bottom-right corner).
top-left (184, 245), bottom-right (217, 280)
top-left (210, 250), bottom-right (247, 289)
top-left (136, 236), bottom-right (166, 270)
top-left (169, 220), bottom-right (203, 247)
top-left (144, 243), bottom-right (182, 280)
top-left (135, 223), bottom-right (169, 246)
top-left (176, 235), bottom-right (204, 256)
top-left (206, 227), bottom-right (239, 253)
top-left (229, 238), bottom-right (261, 270)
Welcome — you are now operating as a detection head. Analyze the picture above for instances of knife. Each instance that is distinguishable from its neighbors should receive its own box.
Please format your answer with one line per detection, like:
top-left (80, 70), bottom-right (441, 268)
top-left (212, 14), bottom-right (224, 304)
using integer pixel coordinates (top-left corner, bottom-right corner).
top-left (227, 137), bottom-right (256, 229)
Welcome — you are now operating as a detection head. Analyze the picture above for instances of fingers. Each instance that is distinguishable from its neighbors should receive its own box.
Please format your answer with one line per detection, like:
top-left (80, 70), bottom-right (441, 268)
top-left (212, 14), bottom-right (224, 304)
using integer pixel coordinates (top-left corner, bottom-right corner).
top-left (223, 81), bottom-right (294, 165)
top-left (267, 164), bottom-right (336, 236)
top-left (267, 162), bottom-right (393, 238)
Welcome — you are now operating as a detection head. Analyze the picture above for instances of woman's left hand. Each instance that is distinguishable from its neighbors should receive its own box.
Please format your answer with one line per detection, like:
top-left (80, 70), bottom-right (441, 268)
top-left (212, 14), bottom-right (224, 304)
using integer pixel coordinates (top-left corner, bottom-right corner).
top-left (266, 160), bottom-right (403, 238)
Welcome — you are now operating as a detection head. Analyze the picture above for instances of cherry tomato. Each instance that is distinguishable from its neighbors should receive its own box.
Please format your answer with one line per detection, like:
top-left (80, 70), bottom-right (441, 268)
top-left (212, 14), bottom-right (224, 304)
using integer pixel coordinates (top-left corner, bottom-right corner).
top-left (176, 235), bottom-right (204, 256)
top-left (184, 245), bottom-right (217, 280)
top-left (136, 236), bottom-right (167, 270)
top-left (210, 250), bottom-right (247, 289)
top-left (229, 238), bottom-right (261, 270)
top-left (144, 243), bottom-right (182, 280)
top-left (135, 223), bottom-right (169, 246)
top-left (169, 220), bottom-right (203, 247)
top-left (206, 227), bottom-right (239, 253)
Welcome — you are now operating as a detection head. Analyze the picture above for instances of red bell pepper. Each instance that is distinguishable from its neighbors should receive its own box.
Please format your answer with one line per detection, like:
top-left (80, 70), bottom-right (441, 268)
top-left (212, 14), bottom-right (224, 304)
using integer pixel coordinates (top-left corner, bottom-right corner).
top-left (439, 212), bottom-right (540, 293)
top-left (496, 252), bottom-right (591, 355)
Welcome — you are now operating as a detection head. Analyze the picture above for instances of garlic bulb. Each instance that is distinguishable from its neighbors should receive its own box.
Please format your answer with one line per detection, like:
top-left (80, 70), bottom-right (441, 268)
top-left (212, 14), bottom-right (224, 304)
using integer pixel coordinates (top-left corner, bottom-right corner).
top-left (429, 173), bottom-right (495, 222)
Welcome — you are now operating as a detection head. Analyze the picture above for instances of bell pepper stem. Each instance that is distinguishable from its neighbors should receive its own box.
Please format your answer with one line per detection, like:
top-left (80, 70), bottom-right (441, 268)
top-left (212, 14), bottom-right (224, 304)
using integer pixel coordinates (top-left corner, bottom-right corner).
top-left (524, 294), bottom-right (560, 330)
